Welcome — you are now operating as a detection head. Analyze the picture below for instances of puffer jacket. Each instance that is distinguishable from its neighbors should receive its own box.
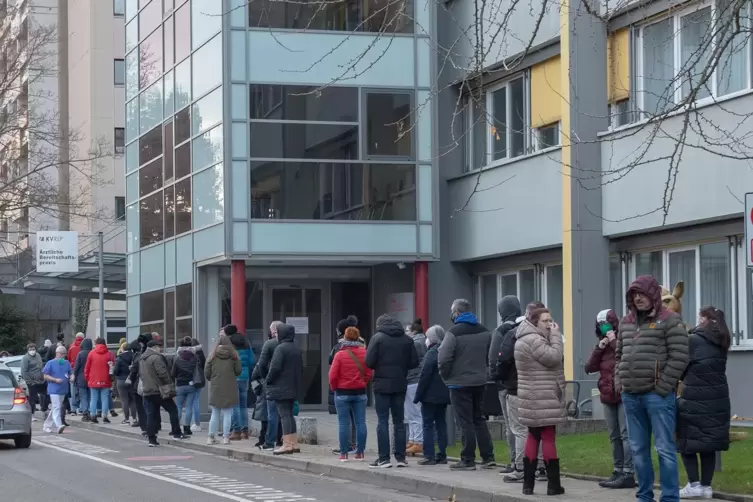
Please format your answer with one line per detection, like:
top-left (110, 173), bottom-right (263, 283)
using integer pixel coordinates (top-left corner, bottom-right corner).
top-left (139, 348), bottom-right (174, 397)
top-left (230, 333), bottom-right (254, 381)
top-left (406, 332), bottom-right (428, 385)
top-left (490, 296), bottom-right (523, 390)
top-left (329, 341), bottom-right (372, 394)
top-left (514, 319), bottom-right (567, 427)
top-left (676, 323), bottom-right (730, 455)
top-left (438, 312), bottom-right (491, 387)
top-left (616, 275), bottom-right (689, 397)
top-left (204, 345), bottom-right (242, 408)
top-left (172, 346), bottom-right (198, 387)
top-left (365, 316), bottom-right (418, 394)
top-left (585, 309), bottom-right (621, 404)
top-left (85, 343), bottom-right (114, 389)
top-left (266, 324), bottom-right (302, 401)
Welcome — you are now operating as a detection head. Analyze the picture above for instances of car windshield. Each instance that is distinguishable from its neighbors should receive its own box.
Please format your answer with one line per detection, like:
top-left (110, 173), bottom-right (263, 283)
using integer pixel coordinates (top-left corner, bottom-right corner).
top-left (4, 359), bottom-right (22, 368)
top-left (0, 370), bottom-right (16, 388)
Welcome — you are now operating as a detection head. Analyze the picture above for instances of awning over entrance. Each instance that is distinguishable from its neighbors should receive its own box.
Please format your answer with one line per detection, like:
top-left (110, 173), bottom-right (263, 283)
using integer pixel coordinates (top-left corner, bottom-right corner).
top-left (0, 252), bottom-right (126, 300)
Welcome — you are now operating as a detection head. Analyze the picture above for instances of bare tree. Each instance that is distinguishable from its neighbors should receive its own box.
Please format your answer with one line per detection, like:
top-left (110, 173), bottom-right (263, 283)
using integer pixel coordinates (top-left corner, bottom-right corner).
top-left (0, 1), bottom-right (110, 262)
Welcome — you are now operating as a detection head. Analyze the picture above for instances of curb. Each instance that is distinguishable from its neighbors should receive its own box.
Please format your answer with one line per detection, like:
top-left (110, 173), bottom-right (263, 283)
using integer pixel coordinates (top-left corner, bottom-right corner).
top-left (69, 420), bottom-right (530, 502)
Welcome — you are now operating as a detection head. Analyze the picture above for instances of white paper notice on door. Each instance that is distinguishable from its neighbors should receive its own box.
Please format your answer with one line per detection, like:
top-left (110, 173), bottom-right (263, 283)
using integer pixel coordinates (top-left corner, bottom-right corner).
top-left (286, 317), bottom-right (309, 334)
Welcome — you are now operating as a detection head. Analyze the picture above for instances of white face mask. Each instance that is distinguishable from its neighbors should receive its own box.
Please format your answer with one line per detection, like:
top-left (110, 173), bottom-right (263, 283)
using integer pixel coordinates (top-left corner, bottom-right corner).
top-left (28, 350), bottom-right (36, 356)
top-left (425, 338), bottom-right (431, 348)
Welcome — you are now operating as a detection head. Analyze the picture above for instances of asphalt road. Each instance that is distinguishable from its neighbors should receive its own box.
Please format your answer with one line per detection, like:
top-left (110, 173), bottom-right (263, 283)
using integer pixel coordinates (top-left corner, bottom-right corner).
top-left (0, 425), bottom-right (431, 502)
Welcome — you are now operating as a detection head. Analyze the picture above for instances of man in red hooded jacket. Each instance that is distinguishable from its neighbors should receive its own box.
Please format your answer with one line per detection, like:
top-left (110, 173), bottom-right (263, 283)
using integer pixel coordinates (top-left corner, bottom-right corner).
top-left (85, 338), bottom-right (114, 424)
top-left (68, 332), bottom-right (85, 365)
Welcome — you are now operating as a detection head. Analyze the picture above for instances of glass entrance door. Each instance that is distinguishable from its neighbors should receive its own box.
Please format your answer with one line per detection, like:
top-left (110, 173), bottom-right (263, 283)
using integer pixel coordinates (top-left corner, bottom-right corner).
top-left (267, 285), bottom-right (326, 406)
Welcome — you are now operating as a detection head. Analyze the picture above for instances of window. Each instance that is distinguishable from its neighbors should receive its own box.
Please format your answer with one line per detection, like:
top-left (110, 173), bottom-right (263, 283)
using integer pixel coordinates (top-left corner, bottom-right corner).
top-left (139, 27), bottom-right (163, 90)
top-left (609, 255), bottom-right (625, 317)
top-left (114, 0), bottom-right (125, 16)
top-left (609, 99), bottom-right (632, 128)
top-left (114, 127), bottom-right (125, 154)
top-left (248, 0), bottom-right (414, 34)
top-left (544, 264), bottom-right (564, 332)
top-left (248, 84), bottom-right (417, 221)
top-left (535, 123), bottom-right (559, 150)
top-left (637, 1), bottom-right (751, 117)
top-left (140, 289), bottom-right (164, 323)
top-left (114, 59), bottom-right (125, 85)
top-left (115, 196), bottom-right (126, 220)
top-left (477, 268), bottom-right (538, 328)
top-left (105, 319), bottom-right (126, 345)
top-left (480, 274), bottom-right (498, 329)
top-left (140, 286), bottom-right (193, 348)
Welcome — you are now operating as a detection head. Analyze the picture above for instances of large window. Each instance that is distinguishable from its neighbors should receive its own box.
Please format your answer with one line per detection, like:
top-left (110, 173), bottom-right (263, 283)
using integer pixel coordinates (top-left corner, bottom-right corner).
top-left (476, 267), bottom-right (538, 329)
top-left (248, 84), bottom-right (416, 221)
top-left (637, 0), bottom-right (751, 117)
top-left (105, 319), bottom-right (126, 346)
top-left (248, 0), bottom-right (414, 34)
top-left (139, 285), bottom-right (193, 350)
top-left (114, 59), bottom-right (125, 86)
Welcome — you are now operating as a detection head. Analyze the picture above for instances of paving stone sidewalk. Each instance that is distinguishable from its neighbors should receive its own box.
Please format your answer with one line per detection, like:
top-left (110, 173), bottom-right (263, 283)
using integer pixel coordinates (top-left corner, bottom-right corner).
top-left (69, 411), bottom-right (643, 502)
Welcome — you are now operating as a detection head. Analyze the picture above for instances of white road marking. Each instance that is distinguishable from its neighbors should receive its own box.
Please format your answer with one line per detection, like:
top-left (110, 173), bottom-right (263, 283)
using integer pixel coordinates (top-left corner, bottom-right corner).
top-left (34, 435), bottom-right (118, 455)
top-left (141, 465), bottom-right (315, 501)
top-left (33, 441), bottom-right (316, 502)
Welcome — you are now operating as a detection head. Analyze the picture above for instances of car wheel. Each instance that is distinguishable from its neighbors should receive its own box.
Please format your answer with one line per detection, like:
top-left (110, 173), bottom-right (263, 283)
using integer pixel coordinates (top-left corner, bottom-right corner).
top-left (14, 433), bottom-right (32, 449)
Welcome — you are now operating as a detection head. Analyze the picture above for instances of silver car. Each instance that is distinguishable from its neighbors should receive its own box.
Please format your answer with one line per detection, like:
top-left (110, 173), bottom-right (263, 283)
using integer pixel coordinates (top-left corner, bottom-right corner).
top-left (0, 356), bottom-right (28, 393)
top-left (0, 362), bottom-right (32, 448)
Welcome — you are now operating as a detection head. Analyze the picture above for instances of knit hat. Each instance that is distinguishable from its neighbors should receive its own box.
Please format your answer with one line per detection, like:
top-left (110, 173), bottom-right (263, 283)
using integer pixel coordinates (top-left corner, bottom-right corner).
top-left (75, 332), bottom-right (85, 339)
top-left (223, 324), bottom-right (238, 336)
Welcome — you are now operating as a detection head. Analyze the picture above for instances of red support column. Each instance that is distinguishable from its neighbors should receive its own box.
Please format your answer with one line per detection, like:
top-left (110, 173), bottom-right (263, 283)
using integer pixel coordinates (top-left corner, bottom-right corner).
top-left (230, 260), bottom-right (246, 335)
top-left (414, 261), bottom-right (429, 325)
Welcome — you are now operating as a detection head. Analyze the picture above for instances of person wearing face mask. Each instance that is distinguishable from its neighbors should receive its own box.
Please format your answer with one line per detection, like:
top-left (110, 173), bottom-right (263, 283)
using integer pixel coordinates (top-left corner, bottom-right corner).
top-left (21, 343), bottom-right (46, 419)
top-left (253, 320), bottom-right (284, 450)
top-left (413, 325), bottom-right (450, 465)
top-left (139, 337), bottom-right (185, 446)
top-left (514, 308), bottom-right (567, 496)
top-left (616, 275), bottom-right (689, 502)
top-left (405, 319), bottom-right (427, 456)
top-left (42, 346), bottom-right (72, 434)
top-left (585, 309), bottom-right (634, 489)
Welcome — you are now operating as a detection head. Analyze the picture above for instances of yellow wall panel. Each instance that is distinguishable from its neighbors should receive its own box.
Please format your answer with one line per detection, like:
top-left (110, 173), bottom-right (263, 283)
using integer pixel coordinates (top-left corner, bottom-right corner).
top-left (608, 28), bottom-right (630, 103)
top-left (530, 56), bottom-right (562, 129)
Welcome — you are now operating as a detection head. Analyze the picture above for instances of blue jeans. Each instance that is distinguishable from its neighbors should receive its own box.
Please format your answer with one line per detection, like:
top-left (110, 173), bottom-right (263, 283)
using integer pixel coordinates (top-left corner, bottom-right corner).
top-left (374, 392), bottom-right (406, 461)
top-left (97, 394), bottom-right (115, 414)
top-left (209, 407), bottom-right (233, 439)
top-left (193, 389), bottom-right (201, 425)
top-left (622, 392), bottom-right (679, 502)
top-left (232, 380), bottom-right (249, 432)
top-left (70, 385), bottom-right (79, 410)
top-left (334, 393), bottom-right (367, 454)
top-left (421, 402), bottom-right (448, 460)
top-left (175, 385), bottom-right (196, 426)
top-left (265, 399), bottom-right (279, 446)
top-left (77, 386), bottom-right (89, 413)
top-left (89, 387), bottom-right (111, 417)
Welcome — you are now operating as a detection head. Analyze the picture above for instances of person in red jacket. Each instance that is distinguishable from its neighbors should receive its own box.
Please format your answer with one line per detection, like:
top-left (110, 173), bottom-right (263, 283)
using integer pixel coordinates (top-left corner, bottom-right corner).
top-left (328, 326), bottom-right (372, 462)
top-left (585, 309), bottom-right (634, 489)
top-left (85, 338), bottom-right (114, 424)
top-left (68, 332), bottom-right (85, 365)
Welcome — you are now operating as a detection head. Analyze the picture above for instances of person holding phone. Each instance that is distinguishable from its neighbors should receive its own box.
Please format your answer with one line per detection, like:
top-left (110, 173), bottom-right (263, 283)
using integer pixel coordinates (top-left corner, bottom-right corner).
top-left (585, 309), bottom-right (634, 489)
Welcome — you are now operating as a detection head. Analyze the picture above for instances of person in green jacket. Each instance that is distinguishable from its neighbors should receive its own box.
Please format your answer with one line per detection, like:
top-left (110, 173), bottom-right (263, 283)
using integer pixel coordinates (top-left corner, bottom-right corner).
top-left (204, 334), bottom-right (241, 445)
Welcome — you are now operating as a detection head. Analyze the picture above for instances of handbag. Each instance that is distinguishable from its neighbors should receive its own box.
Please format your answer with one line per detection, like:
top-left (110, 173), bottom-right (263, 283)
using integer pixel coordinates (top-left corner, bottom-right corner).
top-left (192, 362), bottom-right (205, 389)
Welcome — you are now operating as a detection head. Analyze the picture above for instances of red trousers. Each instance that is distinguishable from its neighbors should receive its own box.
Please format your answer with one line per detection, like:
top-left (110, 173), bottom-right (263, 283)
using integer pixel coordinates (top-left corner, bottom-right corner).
top-left (525, 426), bottom-right (558, 461)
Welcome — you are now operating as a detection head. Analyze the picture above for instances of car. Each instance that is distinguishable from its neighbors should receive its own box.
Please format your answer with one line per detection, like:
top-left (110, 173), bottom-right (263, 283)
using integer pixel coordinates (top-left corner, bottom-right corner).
top-left (0, 362), bottom-right (32, 448)
top-left (0, 356), bottom-right (28, 393)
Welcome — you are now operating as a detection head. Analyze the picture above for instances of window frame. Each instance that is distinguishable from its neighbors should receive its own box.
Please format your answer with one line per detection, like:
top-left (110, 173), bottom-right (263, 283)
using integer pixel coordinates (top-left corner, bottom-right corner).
top-left (105, 318), bottom-right (127, 347)
top-left (114, 59), bottom-right (126, 86)
top-left (533, 122), bottom-right (560, 151)
top-left (115, 196), bottom-right (126, 220)
top-left (635, 0), bottom-right (752, 117)
top-left (114, 0), bottom-right (125, 16)
top-left (362, 89), bottom-right (416, 161)
top-left (476, 267), bottom-right (539, 328)
top-left (114, 127), bottom-right (125, 155)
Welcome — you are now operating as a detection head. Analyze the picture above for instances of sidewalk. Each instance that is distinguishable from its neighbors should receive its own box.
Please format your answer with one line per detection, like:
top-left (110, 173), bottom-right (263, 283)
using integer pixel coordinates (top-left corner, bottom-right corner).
top-left (69, 412), bottom-right (640, 502)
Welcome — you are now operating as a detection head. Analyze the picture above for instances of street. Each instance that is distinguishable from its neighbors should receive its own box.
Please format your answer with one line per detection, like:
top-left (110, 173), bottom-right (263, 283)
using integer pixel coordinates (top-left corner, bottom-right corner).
top-left (0, 426), bottom-right (430, 501)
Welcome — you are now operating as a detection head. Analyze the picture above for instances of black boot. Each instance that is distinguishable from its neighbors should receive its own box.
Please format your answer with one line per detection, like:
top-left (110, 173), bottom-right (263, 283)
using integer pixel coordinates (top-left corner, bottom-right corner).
top-left (522, 457), bottom-right (536, 495)
top-left (183, 425), bottom-right (193, 436)
top-left (603, 472), bottom-right (635, 489)
top-left (545, 459), bottom-right (565, 495)
top-left (599, 471), bottom-right (620, 488)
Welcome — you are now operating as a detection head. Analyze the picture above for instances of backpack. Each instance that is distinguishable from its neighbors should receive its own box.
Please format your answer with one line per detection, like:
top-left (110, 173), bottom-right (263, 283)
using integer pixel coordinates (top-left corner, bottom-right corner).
top-left (494, 321), bottom-right (519, 381)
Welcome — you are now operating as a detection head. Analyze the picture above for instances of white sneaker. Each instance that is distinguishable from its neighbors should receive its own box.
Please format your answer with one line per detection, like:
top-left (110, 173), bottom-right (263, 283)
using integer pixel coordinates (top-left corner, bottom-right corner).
top-left (191, 424), bottom-right (201, 432)
top-left (57, 425), bottom-right (66, 434)
top-left (43, 427), bottom-right (52, 433)
top-left (222, 437), bottom-right (230, 445)
top-left (679, 482), bottom-right (705, 499)
top-left (700, 486), bottom-right (713, 499)
top-left (31, 417), bottom-right (38, 422)
top-left (206, 436), bottom-right (218, 445)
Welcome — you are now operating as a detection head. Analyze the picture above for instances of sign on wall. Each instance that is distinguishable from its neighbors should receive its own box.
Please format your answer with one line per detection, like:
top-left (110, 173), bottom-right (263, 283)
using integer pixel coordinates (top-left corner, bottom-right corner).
top-left (36, 231), bottom-right (79, 273)
top-left (747, 193), bottom-right (753, 267)
top-left (387, 292), bottom-right (415, 328)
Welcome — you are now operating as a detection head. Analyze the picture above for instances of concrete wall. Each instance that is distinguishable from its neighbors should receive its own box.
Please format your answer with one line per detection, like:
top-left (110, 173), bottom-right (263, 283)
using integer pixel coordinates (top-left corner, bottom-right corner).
top-left (447, 149), bottom-right (563, 262)
top-left (600, 93), bottom-right (753, 237)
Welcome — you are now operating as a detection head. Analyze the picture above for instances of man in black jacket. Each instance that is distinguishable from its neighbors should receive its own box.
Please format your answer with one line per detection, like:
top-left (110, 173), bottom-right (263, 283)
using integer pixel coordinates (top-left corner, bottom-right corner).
top-left (266, 323), bottom-right (302, 455)
top-left (489, 295), bottom-right (522, 475)
top-left (252, 321), bottom-right (282, 450)
top-left (365, 314), bottom-right (418, 468)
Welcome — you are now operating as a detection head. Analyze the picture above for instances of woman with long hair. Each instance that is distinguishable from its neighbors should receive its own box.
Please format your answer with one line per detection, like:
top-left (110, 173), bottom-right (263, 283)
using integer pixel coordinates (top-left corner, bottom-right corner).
top-left (514, 307), bottom-right (567, 496)
top-left (677, 307), bottom-right (731, 500)
top-left (204, 334), bottom-right (241, 445)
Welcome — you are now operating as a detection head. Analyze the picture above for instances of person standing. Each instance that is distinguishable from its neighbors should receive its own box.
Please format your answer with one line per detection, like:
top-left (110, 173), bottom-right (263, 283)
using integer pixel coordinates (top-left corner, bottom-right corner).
top-left (114, 342), bottom-right (138, 426)
top-left (438, 299), bottom-right (495, 471)
top-left (21, 343), bottom-right (46, 419)
top-left (85, 338), bottom-right (113, 424)
top-left (489, 295), bottom-right (523, 475)
top-left (514, 308), bottom-right (567, 496)
top-left (328, 315), bottom-right (360, 454)
top-left (585, 308), bottom-right (634, 489)
top-left (616, 275), bottom-right (689, 502)
top-left (255, 321), bottom-right (283, 450)
top-left (190, 338), bottom-right (206, 431)
top-left (140, 337), bottom-right (185, 446)
top-left (405, 319), bottom-right (427, 457)
top-left (204, 334), bottom-right (242, 445)
top-left (365, 314), bottom-right (419, 468)
top-left (414, 325), bottom-right (450, 466)
top-left (73, 338), bottom-right (93, 420)
top-left (127, 336), bottom-right (150, 435)
top-left (328, 326), bottom-right (372, 461)
top-left (42, 346), bottom-right (72, 434)
top-left (266, 323), bottom-right (302, 455)
top-left (173, 336), bottom-right (199, 437)
top-left (227, 325), bottom-right (254, 440)
top-left (677, 307), bottom-right (731, 500)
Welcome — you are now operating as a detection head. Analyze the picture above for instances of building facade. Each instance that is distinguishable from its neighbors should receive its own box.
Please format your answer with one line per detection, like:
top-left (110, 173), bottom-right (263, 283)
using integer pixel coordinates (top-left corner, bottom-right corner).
top-left (124, 0), bottom-right (437, 406)
top-left (439, 0), bottom-right (753, 416)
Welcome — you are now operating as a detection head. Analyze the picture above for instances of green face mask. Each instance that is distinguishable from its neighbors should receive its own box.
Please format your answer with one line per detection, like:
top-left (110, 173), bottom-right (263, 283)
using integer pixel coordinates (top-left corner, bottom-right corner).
top-left (599, 323), bottom-right (613, 337)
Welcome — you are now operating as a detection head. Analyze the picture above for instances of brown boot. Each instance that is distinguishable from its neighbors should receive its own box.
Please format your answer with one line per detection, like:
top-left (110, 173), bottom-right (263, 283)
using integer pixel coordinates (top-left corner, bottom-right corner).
top-left (291, 433), bottom-right (300, 453)
top-left (273, 434), bottom-right (294, 455)
top-left (406, 443), bottom-right (423, 456)
top-left (228, 431), bottom-right (242, 441)
top-left (241, 430), bottom-right (249, 440)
